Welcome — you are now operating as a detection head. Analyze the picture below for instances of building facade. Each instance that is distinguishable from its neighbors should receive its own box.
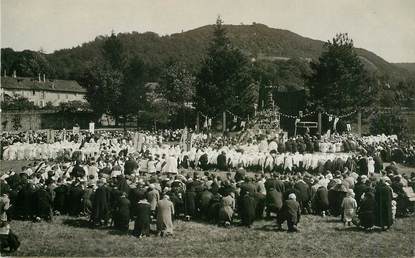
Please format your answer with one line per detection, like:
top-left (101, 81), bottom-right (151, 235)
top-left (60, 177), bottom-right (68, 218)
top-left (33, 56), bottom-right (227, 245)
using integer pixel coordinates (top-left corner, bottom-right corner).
top-left (1, 75), bottom-right (87, 107)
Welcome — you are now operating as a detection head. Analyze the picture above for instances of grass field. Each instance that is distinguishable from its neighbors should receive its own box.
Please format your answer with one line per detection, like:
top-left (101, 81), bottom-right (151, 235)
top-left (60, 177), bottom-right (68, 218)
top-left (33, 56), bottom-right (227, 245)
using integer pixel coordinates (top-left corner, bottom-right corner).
top-left (7, 214), bottom-right (415, 257)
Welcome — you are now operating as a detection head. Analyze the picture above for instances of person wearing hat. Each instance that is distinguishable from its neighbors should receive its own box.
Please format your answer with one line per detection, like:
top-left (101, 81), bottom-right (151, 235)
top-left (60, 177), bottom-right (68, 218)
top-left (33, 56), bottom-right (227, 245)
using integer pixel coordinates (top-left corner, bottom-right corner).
top-left (133, 193), bottom-right (151, 238)
top-left (354, 175), bottom-right (370, 206)
top-left (113, 192), bottom-right (131, 233)
top-left (147, 184), bottom-right (160, 217)
top-left (358, 190), bottom-right (376, 230)
top-left (374, 178), bottom-right (394, 230)
top-left (277, 193), bottom-right (301, 232)
top-left (341, 189), bottom-right (357, 227)
top-left (240, 190), bottom-right (256, 228)
top-left (156, 194), bottom-right (175, 237)
top-left (91, 178), bottom-right (110, 227)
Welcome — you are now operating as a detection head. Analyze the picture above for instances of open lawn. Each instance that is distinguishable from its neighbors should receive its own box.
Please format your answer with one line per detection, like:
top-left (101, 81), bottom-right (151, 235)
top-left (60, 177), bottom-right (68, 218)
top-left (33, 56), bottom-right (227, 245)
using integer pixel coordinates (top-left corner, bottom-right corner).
top-left (6, 214), bottom-right (415, 257)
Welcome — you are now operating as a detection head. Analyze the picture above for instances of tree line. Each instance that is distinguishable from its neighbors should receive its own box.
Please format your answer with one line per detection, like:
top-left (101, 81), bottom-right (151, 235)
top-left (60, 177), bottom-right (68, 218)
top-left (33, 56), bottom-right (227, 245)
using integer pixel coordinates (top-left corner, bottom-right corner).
top-left (2, 17), bottom-right (414, 136)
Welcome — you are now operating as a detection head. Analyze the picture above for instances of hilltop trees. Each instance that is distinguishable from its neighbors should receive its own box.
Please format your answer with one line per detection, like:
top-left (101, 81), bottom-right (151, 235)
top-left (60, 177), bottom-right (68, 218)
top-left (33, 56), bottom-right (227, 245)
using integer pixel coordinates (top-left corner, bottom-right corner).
top-left (195, 17), bottom-right (259, 118)
top-left (307, 33), bottom-right (378, 114)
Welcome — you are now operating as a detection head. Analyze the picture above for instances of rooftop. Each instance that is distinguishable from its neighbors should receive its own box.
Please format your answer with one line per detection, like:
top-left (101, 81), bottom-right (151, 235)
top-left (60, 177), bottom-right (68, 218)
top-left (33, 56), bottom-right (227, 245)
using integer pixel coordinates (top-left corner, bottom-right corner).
top-left (1, 76), bottom-right (87, 93)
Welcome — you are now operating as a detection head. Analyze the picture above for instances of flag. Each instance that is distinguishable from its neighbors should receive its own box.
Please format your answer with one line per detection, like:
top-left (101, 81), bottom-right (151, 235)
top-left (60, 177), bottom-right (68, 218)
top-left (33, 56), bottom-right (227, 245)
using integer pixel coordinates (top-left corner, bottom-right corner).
top-left (333, 117), bottom-right (339, 130)
top-left (89, 122), bottom-right (95, 134)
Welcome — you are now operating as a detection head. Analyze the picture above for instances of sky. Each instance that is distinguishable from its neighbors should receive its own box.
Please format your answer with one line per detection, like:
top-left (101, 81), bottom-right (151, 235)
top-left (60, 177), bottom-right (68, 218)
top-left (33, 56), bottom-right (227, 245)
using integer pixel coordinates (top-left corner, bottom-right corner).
top-left (1, 0), bottom-right (415, 63)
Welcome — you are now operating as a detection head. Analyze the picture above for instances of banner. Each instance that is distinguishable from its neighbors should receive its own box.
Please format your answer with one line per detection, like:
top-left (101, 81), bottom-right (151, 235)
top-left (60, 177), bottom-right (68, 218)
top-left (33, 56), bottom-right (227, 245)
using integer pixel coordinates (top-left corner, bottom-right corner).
top-left (133, 132), bottom-right (139, 150)
top-left (180, 128), bottom-right (188, 151)
top-left (333, 117), bottom-right (339, 130)
top-left (89, 122), bottom-right (95, 134)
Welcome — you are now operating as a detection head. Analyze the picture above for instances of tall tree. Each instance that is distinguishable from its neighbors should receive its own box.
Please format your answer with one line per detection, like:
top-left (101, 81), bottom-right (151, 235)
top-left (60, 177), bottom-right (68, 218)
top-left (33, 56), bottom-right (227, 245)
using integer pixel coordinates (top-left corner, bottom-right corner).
top-left (160, 62), bottom-right (195, 126)
top-left (307, 33), bottom-right (377, 114)
top-left (195, 16), bottom-right (257, 118)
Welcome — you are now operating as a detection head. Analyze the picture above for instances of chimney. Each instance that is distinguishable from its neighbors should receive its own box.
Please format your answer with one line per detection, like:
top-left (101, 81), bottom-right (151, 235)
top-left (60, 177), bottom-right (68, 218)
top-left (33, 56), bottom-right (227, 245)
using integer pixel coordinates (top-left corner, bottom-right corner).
top-left (43, 74), bottom-right (46, 82)
top-left (38, 73), bottom-right (41, 82)
top-left (13, 70), bottom-right (16, 78)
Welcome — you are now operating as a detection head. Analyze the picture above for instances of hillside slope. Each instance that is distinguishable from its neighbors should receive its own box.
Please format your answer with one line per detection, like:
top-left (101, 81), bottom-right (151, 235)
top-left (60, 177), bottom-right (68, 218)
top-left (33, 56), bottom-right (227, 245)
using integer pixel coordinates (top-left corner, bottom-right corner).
top-left (2, 23), bottom-right (414, 82)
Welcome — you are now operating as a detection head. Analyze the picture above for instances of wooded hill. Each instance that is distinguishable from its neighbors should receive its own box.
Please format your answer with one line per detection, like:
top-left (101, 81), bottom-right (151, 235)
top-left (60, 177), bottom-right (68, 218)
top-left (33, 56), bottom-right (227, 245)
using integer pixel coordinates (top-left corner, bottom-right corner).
top-left (2, 23), bottom-right (414, 85)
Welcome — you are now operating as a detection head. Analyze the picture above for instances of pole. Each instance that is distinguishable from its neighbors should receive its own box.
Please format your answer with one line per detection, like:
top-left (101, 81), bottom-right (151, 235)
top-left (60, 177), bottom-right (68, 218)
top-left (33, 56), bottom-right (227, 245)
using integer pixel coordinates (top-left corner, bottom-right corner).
top-left (294, 120), bottom-right (297, 137)
top-left (357, 111), bottom-right (362, 137)
top-left (318, 112), bottom-right (322, 135)
top-left (222, 111), bottom-right (226, 134)
top-left (196, 112), bottom-right (200, 133)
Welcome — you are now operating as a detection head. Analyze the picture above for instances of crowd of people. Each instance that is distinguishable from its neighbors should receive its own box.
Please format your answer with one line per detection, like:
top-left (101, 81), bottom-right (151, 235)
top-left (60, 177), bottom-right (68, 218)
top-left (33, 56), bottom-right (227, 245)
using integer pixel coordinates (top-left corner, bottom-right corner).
top-left (0, 129), bottom-right (414, 252)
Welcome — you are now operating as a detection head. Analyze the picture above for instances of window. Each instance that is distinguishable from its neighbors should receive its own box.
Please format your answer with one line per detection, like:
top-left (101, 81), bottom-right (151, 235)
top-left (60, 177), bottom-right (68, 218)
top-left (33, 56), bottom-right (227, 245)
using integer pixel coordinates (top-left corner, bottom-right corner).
top-left (32, 90), bottom-right (35, 96)
top-left (66, 94), bottom-right (69, 99)
top-left (42, 91), bottom-right (45, 99)
top-left (57, 93), bottom-right (60, 99)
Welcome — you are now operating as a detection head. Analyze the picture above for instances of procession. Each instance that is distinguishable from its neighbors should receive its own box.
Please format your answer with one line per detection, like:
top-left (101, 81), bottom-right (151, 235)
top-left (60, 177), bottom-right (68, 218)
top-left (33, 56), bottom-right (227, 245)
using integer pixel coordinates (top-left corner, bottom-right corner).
top-left (1, 127), bottom-right (415, 251)
top-left (2, 0), bottom-right (415, 256)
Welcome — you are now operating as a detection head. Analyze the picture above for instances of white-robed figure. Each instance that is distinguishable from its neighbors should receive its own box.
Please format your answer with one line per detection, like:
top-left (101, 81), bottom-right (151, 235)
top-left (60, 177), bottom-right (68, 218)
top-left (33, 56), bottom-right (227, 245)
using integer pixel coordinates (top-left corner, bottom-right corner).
top-left (163, 154), bottom-right (178, 174)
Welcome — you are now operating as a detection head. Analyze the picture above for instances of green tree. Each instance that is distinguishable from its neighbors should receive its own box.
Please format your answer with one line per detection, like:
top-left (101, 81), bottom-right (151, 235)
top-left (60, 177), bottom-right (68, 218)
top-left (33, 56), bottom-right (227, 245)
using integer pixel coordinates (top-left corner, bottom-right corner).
top-left (307, 33), bottom-right (377, 114)
top-left (160, 62), bottom-right (195, 126)
top-left (195, 16), bottom-right (257, 118)
top-left (370, 111), bottom-right (409, 139)
top-left (1, 96), bottom-right (38, 111)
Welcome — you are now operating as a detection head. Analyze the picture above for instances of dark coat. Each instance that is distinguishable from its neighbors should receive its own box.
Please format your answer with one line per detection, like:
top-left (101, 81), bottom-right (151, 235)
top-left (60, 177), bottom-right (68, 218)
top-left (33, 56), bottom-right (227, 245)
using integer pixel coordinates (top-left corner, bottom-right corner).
top-left (281, 199), bottom-right (301, 224)
top-left (134, 201), bottom-right (151, 236)
top-left (294, 181), bottom-right (311, 204)
top-left (313, 186), bottom-right (329, 213)
top-left (71, 165), bottom-right (86, 178)
top-left (185, 190), bottom-right (197, 217)
top-left (374, 182), bottom-right (393, 228)
top-left (217, 154), bottom-right (227, 171)
top-left (328, 189), bottom-right (346, 217)
top-left (124, 159), bottom-right (138, 175)
top-left (92, 186), bottom-right (110, 223)
top-left (266, 189), bottom-right (283, 212)
top-left (358, 192), bottom-right (375, 228)
top-left (354, 182), bottom-right (370, 206)
top-left (240, 193), bottom-right (256, 226)
top-left (35, 188), bottom-right (52, 219)
top-left (53, 184), bottom-right (68, 214)
top-left (114, 196), bottom-right (130, 229)
top-left (357, 158), bottom-right (368, 175)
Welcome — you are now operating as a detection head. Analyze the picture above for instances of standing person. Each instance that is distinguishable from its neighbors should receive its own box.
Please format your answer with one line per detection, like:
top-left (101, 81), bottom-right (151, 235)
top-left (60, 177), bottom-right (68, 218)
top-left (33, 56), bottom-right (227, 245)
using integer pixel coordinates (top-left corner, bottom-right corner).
top-left (277, 193), bottom-right (301, 232)
top-left (146, 184), bottom-right (159, 217)
top-left (91, 179), bottom-right (110, 227)
top-left (34, 184), bottom-right (53, 222)
top-left (0, 193), bottom-right (20, 253)
top-left (133, 194), bottom-right (151, 238)
top-left (218, 190), bottom-right (235, 227)
top-left (156, 195), bottom-right (175, 237)
top-left (240, 191), bottom-right (256, 228)
top-left (313, 185), bottom-right (329, 217)
top-left (374, 178), bottom-right (393, 230)
top-left (358, 191), bottom-right (376, 230)
top-left (113, 192), bottom-right (130, 233)
top-left (184, 185), bottom-right (197, 221)
top-left (341, 189), bottom-right (357, 227)
top-left (217, 151), bottom-right (228, 171)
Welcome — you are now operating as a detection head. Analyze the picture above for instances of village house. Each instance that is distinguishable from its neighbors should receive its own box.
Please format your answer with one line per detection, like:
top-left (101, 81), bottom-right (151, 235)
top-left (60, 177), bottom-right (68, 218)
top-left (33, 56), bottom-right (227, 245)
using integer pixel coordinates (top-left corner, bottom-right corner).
top-left (1, 73), bottom-right (87, 107)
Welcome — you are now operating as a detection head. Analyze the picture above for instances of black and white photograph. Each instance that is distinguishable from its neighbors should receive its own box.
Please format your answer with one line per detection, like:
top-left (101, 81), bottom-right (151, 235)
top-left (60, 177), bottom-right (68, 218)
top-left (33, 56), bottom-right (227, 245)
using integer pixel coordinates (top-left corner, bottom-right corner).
top-left (0, 0), bottom-right (414, 257)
